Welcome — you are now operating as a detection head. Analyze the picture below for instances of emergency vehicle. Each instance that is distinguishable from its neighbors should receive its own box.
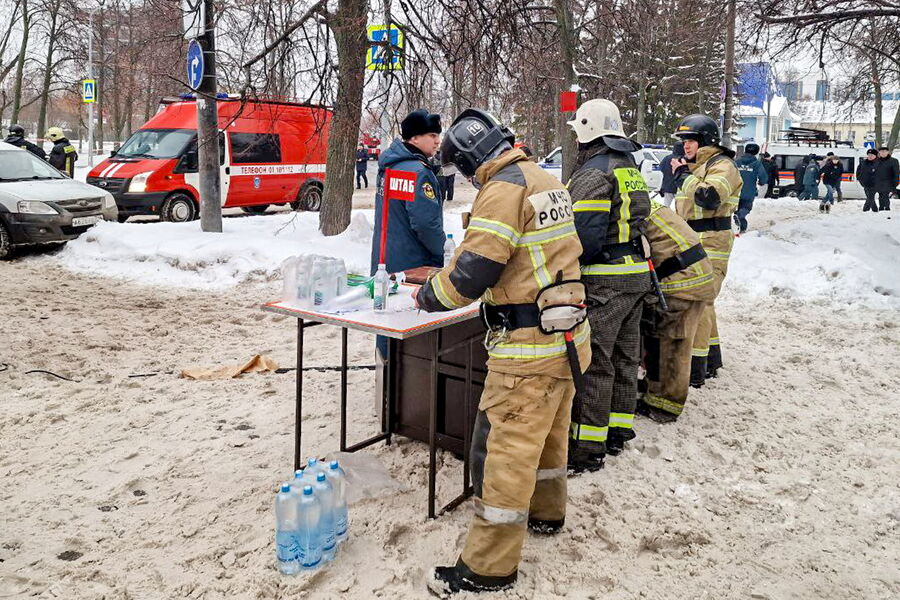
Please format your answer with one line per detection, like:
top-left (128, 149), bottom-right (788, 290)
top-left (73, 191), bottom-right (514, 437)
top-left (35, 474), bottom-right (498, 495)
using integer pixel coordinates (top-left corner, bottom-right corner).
top-left (87, 96), bottom-right (331, 222)
top-left (539, 145), bottom-right (667, 190)
top-left (361, 132), bottom-right (381, 160)
top-left (758, 142), bottom-right (870, 200)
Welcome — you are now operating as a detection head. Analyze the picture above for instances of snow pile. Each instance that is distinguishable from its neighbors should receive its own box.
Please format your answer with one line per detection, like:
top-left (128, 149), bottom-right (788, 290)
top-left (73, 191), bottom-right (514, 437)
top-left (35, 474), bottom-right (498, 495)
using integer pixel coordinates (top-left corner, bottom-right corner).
top-left (56, 211), bottom-right (378, 289)
top-left (728, 212), bottom-right (900, 307)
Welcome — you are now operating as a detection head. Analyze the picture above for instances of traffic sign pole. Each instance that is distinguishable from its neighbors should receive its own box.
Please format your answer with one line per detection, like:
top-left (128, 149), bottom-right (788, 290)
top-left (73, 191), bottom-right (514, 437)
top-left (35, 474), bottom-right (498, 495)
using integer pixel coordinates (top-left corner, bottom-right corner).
top-left (194, 0), bottom-right (222, 233)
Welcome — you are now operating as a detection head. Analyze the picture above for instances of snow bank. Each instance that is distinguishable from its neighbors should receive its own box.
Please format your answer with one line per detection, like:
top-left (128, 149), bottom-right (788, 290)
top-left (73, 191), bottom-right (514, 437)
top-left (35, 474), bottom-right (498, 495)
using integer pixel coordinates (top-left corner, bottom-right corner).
top-left (728, 212), bottom-right (900, 307)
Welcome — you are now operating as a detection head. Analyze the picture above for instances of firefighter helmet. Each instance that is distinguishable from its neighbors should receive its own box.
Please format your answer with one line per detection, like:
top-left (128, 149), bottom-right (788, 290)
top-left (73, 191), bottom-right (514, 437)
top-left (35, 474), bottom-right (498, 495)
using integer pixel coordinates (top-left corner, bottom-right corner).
top-left (45, 126), bottom-right (65, 142)
top-left (672, 114), bottom-right (721, 147)
top-left (439, 109), bottom-right (515, 178)
top-left (7, 123), bottom-right (24, 136)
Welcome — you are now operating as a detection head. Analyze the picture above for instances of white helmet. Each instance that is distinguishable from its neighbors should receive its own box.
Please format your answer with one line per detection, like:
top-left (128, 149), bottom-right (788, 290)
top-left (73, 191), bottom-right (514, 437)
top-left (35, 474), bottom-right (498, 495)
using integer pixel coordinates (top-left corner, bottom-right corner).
top-left (566, 99), bottom-right (627, 144)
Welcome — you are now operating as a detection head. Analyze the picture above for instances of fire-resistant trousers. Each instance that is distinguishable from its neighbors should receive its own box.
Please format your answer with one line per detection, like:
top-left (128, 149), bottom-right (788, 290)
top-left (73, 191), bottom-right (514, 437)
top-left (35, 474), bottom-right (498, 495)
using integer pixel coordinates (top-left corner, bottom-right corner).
top-left (461, 371), bottom-right (574, 577)
top-left (690, 266), bottom-right (726, 386)
top-left (643, 297), bottom-right (707, 416)
top-left (570, 283), bottom-right (646, 453)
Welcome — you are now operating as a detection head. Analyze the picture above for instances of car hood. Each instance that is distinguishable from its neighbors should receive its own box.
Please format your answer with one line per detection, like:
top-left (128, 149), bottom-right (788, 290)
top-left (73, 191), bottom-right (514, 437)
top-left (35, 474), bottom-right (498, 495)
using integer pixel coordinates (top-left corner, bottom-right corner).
top-left (88, 157), bottom-right (171, 179)
top-left (0, 178), bottom-right (111, 202)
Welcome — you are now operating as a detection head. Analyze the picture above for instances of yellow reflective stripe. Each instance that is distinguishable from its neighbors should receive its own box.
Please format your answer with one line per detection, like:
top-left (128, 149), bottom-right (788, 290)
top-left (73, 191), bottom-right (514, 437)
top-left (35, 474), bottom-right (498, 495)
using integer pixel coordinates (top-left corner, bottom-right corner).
top-left (581, 261), bottom-right (650, 276)
top-left (709, 337), bottom-right (720, 345)
top-left (488, 324), bottom-right (589, 360)
top-left (648, 213), bottom-right (692, 251)
top-left (528, 244), bottom-right (552, 289)
top-left (691, 347), bottom-right (709, 357)
top-left (609, 412), bottom-right (634, 429)
top-left (642, 393), bottom-right (684, 416)
top-left (658, 271), bottom-right (714, 291)
top-left (469, 217), bottom-right (521, 246)
top-left (573, 200), bottom-right (611, 212)
top-left (706, 249), bottom-right (731, 261)
top-left (430, 275), bottom-right (460, 310)
top-left (705, 175), bottom-right (732, 187)
top-left (570, 422), bottom-right (608, 442)
top-left (517, 222), bottom-right (577, 246)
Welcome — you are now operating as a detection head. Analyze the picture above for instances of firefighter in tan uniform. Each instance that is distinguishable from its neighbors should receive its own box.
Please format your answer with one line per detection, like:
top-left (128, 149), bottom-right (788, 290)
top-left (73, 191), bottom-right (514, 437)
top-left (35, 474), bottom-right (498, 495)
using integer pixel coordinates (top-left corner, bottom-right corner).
top-left (414, 109), bottom-right (590, 596)
top-left (637, 199), bottom-right (717, 422)
top-left (670, 115), bottom-right (742, 387)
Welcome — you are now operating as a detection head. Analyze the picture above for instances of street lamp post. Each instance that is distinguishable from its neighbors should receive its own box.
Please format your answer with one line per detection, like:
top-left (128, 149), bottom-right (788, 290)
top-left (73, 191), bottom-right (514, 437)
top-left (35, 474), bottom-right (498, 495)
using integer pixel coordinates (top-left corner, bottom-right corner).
top-left (86, 4), bottom-right (100, 168)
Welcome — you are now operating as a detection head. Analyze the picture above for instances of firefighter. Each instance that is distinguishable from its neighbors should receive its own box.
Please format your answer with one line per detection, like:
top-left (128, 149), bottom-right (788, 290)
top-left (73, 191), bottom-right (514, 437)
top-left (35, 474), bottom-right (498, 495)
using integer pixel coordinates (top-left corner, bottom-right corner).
top-left (565, 99), bottom-right (651, 470)
top-left (4, 124), bottom-right (46, 159)
top-left (671, 115), bottom-right (742, 387)
top-left (637, 198), bottom-right (717, 422)
top-left (45, 127), bottom-right (78, 177)
top-left (415, 109), bottom-right (589, 595)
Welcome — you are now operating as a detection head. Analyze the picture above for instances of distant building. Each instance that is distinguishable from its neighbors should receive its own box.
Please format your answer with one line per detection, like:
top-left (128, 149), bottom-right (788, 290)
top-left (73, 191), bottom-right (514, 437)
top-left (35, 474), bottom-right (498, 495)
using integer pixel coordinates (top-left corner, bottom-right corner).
top-left (795, 100), bottom-right (900, 147)
top-left (735, 62), bottom-right (800, 143)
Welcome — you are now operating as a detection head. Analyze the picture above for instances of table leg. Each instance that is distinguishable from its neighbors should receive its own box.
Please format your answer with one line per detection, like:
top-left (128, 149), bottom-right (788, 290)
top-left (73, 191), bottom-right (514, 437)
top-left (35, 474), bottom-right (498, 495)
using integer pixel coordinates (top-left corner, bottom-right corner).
top-left (384, 338), bottom-right (394, 446)
top-left (428, 331), bottom-right (439, 519)
top-left (340, 327), bottom-right (348, 452)
top-left (294, 318), bottom-right (305, 472)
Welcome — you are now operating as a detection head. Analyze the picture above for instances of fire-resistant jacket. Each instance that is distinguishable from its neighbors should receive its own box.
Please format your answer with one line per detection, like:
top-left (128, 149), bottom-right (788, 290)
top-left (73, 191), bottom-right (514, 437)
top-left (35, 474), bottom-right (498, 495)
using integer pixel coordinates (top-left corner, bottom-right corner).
top-left (568, 146), bottom-right (652, 290)
top-left (417, 149), bottom-right (590, 379)
top-left (48, 138), bottom-right (77, 177)
top-left (642, 202), bottom-right (716, 303)
top-left (674, 146), bottom-right (743, 268)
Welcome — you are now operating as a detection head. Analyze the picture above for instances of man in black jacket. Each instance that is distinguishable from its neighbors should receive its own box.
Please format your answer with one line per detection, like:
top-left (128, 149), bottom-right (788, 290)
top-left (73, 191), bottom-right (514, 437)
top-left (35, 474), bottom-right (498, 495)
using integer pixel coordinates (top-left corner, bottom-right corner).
top-left (355, 143), bottom-right (369, 189)
top-left (874, 147), bottom-right (899, 211)
top-left (819, 155), bottom-right (843, 213)
top-left (761, 152), bottom-right (778, 198)
top-left (4, 124), bottom-right (46, 159)
top-left (658, 142), bottom-right (684, 207)
top-left (856, 149), bottom-right (879, 212)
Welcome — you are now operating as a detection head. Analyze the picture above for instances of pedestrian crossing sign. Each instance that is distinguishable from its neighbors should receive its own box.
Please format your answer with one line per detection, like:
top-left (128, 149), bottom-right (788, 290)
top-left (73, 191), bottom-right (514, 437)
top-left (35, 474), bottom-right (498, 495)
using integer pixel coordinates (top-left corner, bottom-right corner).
top-left (366, 25), bottom-right (404, 71)
top-left (82, 79), bottom-right (96, 103)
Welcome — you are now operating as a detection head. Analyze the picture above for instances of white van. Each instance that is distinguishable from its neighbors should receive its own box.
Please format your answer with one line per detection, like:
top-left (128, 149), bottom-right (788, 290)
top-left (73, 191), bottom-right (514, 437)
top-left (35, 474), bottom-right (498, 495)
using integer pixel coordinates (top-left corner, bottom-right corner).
top-left (538, 146), bottom-right (666, 191)
top-left (760, 142), bottom-right (872, 200)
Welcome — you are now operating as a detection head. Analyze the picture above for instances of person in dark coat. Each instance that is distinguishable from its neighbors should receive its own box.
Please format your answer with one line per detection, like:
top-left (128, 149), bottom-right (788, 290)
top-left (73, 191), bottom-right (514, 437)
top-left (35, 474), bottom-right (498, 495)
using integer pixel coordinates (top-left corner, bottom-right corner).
top-left (760, 152), bottom-right (778, 198)
top-left (733, 142), bottom-right (768, 232)
top-left (4, 124), bottom-right (46, 159)
top-left (874, 147), bottom-right (900, 211)
top-left (792, 156), bottom-right (808, 196)
top-left (434, 150), bottom-right (455, 203)
top-left (355, 143), bottom-right (369, 189)
top-left (819, 155), bottom-right (843, 212)
top-left (798, 154), bottom-right (820, 200)
top-left (856, 149), bottom-right (880, 212)
top-left (658, 141), bottom-right (685, 207)
top-left (45, 126), bottom-right (77, 177)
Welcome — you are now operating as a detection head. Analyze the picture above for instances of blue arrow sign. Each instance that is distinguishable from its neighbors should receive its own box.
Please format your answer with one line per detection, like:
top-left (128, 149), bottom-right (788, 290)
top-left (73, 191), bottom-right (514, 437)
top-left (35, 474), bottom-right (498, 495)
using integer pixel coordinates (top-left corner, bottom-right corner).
top-left (187, 39), bottom-right (204, 90)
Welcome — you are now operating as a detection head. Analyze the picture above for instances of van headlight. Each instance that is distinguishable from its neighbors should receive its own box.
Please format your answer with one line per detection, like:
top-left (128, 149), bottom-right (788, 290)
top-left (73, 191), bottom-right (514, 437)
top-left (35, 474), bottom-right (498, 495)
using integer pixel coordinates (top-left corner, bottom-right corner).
top-left (16, 201), bottom-right (58, 215)
top-left (128, 171), bottom-right (154, 193)
top-left (102, 194), bottom-right (116, 209)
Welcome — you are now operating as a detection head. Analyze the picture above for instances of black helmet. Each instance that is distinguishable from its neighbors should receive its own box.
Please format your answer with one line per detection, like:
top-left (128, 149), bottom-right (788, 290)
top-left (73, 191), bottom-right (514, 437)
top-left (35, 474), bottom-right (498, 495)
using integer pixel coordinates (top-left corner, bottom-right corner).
top-left (672, 114), bottom-right (721, 147)
top-left (744, 143), bottom-right (760, 155)
top-left (439, 109), bottom-right (515, 178)
top-left (8, 123), bottom-right (24, 136)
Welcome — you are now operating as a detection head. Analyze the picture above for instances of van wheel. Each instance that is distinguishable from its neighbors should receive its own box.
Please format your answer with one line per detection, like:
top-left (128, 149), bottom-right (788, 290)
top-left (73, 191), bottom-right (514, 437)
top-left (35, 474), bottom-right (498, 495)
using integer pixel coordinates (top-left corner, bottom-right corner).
top-left (292, 182), bottom-right (323, 212)
top-left (0, 221), bottom-right (12, 260)
top-left (240, 204), bottom-right (269, 214)
top-left (161, 193), bottom-right (197, 222)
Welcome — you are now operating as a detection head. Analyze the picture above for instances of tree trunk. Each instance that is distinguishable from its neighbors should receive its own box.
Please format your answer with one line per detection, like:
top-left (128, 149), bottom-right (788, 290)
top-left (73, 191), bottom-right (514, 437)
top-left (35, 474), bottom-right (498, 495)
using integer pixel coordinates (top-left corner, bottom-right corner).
top-left (721, 0), bottom-right (736, 148)
top-left (10, 0), bottom-right (30, 123)
top-left (36, 0), bottom-right (60, 139)
top-left (889, 68), bottom-right (900, 149)
top-left (871, 58), bottom-right (883, 148)
top-left (554, 0), bottom-right (578, 183)
top-left (636, 81), bottom-right (647, 144)
top-left (318, 0), bottom-right (368, 237)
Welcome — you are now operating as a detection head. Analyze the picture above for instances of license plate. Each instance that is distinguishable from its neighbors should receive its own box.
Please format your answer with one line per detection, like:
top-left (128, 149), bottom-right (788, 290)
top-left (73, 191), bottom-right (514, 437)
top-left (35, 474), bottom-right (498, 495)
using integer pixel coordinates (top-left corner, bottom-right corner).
top-left (72, 215), bottom-right (102, 227)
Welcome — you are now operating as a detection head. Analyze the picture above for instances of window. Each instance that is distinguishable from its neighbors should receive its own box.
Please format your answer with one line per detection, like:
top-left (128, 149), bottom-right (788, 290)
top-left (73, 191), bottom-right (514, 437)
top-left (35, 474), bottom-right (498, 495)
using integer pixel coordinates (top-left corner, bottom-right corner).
top-left (117, 128), bottom-right (194, 159)
top-left (779, 81), bottom-right (803, 101)
top-left (174, 133), bottom-right (226, 173)
top-left (0, 149), bottom-right (66, 180)
top-left (783, 155), bottom-right (805, 171)
top-left (229, 132), bottom-right (282, 164)
top-left (815, 80), bottom-right (830, 101)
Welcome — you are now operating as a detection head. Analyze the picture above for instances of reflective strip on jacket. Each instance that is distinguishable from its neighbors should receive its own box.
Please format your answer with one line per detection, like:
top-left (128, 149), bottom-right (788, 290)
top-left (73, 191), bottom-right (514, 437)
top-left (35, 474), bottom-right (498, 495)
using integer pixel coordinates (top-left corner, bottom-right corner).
top-left (417, 149), bottom-right (591, 378)
top-left (642, 203), bottom-right (716, 302)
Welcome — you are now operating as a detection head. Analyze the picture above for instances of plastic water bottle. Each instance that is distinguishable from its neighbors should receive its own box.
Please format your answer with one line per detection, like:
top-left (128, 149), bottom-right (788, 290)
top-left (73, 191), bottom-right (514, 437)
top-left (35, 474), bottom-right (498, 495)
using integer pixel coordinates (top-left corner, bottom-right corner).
top-left (295, 485), bottom-right (323, 570)
top-left (302, 457), bottom-right (327, 484)
top-left (295, 255), bottom-right (313, 308)
top-left (373, 263), bottom-right (390, 312)
top-left (281, 257), bottom-right (299, 303)
top-left (275, 483), bottom-right (300, 575)
top-left (311, 259), bottom-right (329, 308)
top-left (326, 460), bottom-right (348, 543)
top-left (335, 259), bottom-right (348, 297)
top-left (313, 472), bottom-right (337, 562)
top-left (443, 234), bottom-right (456, 267)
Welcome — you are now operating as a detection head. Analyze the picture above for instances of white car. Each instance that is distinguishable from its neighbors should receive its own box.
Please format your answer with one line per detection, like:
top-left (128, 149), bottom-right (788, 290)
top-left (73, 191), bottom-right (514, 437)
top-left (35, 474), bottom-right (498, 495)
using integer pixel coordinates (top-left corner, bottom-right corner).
top-left (0, 142), bottom-right (118, 258)
top-left (538, 146), bottom-right (668, 193)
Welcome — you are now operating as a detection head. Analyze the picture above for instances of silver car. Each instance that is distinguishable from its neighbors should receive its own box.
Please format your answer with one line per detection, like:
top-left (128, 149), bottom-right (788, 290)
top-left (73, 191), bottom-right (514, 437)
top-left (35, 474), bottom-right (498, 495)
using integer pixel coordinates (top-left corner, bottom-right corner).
top-left (0, 142), bottom-right (117, 258)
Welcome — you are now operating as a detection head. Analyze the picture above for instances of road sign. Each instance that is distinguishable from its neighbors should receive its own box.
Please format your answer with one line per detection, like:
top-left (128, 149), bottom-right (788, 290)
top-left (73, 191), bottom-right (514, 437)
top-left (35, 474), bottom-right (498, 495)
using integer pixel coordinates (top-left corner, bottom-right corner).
top-left (367, 24), bottom-right (404, 71)
top-left (82, 79), bottom-right (96, 103)
top-left (182, 0), bottom-right (205, 40)
top-left (864, 141), bottom-right (875, 150)
top-left (187, 39), bottom-right (204, 90)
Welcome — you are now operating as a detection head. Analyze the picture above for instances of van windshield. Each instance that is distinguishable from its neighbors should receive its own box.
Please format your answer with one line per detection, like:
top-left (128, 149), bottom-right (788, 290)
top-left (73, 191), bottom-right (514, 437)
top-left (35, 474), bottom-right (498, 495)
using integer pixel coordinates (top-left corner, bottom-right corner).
top-left (0, 149), bottom-right (66, 181)
top-left (116, 129), bottom-right (194, 159)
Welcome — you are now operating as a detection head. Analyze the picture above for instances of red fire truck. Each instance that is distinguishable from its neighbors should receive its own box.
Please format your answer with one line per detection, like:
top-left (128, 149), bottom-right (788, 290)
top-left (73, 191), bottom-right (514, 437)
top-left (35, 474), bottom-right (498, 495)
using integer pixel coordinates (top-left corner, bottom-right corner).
top-left (87, 96), bottom-right (331, 222)
top-left (361, 132), bottom-right (382, 160)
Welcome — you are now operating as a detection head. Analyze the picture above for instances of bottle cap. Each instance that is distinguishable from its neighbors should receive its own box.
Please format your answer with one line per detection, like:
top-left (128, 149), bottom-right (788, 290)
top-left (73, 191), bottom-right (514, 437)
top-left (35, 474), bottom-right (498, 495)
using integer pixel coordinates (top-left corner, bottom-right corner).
top-left (303, 485), bottom-right (314, 495)
top-left (329, 460), bottom-right (339, 469)
top-left (317, 472), bottom-right (327, 482)
top-left (294, 469), bottom-right (304, 478)
top-left (378, 263), bottom-right (386, 269)
top-left (307, 457), bottom-right (317, 467)
top-left (281, 483), bottom-right (291, 493)
top-left (448, 234), bottom-right (453, 239)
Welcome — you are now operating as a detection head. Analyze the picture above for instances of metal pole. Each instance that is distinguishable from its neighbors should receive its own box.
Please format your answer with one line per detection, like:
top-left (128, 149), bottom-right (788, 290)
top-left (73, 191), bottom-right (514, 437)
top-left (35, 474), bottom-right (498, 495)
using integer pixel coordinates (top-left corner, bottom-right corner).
top-left (196, 0), bottom-right (222, 232)
top-left (87, 9), bottom-right (94, 168)
top-left (721, 0), bottom-right (736, 149)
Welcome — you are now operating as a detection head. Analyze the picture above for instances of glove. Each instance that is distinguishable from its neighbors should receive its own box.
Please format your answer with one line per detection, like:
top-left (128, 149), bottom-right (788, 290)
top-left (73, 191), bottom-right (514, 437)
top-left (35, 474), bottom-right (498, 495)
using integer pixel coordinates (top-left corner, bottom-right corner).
top-left (694, 186), bottom-right (721, 210)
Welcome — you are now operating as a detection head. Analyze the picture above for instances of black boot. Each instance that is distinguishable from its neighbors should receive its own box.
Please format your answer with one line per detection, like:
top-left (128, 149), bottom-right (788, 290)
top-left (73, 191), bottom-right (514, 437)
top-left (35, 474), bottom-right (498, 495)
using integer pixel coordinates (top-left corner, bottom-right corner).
top-left (606, 436), bottom-right (625, 456)
top-left (528, 517), bottom-right (565, 535)
top-left (636, 399), bottom-right (678, 423)
top-left (427, 559), bottom-right (517, 596)
top-left (567, 446), bottom-right (605, 474)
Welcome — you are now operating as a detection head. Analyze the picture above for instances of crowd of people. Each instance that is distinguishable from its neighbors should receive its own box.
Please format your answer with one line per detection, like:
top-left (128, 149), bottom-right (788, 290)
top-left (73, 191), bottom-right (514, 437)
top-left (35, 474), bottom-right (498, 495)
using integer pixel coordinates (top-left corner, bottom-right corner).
top-left (3, 124), bottom-right (79, 177)
top-left (365, 102), bottom-right (744, 596)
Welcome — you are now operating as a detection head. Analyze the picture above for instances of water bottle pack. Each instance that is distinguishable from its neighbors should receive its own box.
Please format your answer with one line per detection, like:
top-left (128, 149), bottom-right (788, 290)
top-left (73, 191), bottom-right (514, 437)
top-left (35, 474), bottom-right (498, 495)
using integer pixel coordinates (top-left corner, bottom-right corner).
top-left (274, 458), bottom-right (349, 575)
top-left (281, 255), bottom-right (348, 310)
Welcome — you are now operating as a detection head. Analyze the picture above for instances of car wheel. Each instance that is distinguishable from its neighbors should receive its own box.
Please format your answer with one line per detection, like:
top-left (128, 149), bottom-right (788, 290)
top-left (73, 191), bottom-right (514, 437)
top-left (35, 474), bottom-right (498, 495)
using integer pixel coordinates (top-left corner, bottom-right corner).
top-left (240, 204), bottom-right (269, 215)
top-left (292, 182), bottom-right (323, 212)
top-left (0, 220), bottom-right (12, 260)
top-left (160, 193), bottom-right (197, 222)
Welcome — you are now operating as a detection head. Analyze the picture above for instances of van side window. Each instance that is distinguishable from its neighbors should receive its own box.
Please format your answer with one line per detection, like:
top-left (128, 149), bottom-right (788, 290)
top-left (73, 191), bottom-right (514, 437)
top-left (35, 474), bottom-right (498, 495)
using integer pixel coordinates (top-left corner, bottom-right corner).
top-left (230, 133), bottom-right (282, 164)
